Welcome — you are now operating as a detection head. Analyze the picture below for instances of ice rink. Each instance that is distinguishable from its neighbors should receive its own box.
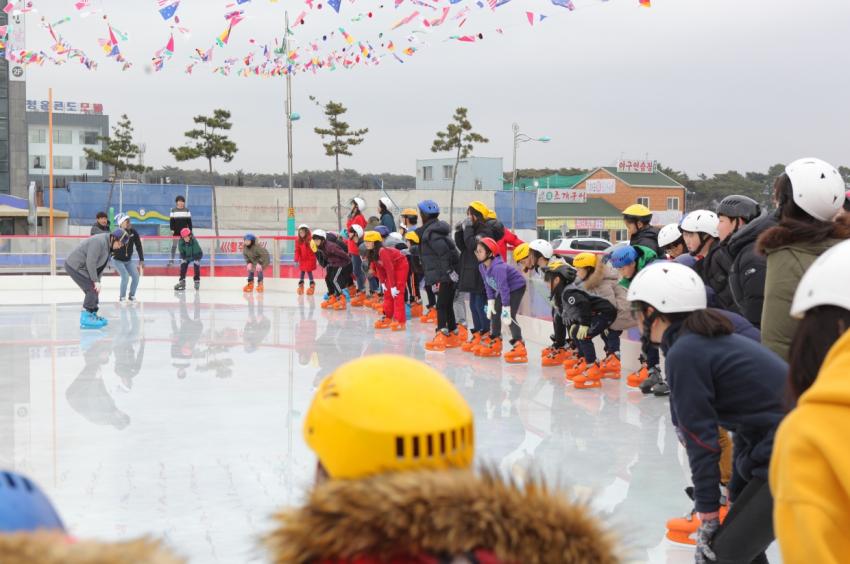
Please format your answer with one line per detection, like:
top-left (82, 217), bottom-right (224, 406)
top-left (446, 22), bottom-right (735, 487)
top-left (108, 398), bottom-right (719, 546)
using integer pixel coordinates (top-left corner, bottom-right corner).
top-left (0, 288), bottom-right (781, 563)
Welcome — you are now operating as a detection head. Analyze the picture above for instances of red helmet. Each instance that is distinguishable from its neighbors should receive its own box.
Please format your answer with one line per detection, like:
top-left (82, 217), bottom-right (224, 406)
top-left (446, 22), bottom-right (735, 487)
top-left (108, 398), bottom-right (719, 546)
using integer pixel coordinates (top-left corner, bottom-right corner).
top-left (478, 237), bottom-right (499, 257)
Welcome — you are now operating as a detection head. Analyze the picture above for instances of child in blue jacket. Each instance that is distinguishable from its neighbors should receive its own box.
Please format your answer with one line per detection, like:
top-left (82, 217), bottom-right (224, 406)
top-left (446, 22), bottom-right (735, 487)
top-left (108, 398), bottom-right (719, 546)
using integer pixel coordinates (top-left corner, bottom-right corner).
top-left (475, 237), bottom-right (527, 363)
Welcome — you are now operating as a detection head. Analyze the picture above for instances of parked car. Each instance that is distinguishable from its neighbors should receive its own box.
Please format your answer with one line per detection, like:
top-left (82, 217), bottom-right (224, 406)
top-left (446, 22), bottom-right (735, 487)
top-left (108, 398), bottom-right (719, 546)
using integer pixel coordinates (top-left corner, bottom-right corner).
top-left (550, 237), bottom-right (613, 259)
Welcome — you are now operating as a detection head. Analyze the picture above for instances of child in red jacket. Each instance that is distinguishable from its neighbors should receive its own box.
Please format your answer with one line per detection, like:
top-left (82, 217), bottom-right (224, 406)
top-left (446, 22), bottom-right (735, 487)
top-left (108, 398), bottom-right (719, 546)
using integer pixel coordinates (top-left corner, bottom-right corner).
top-left (295, 224), bottom-right (317, 295)
top-left (364, 230), bottom-right (409, 331)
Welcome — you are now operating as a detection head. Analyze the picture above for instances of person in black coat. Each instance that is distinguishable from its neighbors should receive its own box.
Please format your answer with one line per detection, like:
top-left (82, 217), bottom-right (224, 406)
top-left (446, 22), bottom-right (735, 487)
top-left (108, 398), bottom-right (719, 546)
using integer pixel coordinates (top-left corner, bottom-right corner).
top-left (724, 204), bottom-right (778, 328)
top-left (418, 200), bottom-right (460, 343)
top-left (454, 201), bottom-right (504, 342)
top-left (622, 204), bottom-right (660, 255)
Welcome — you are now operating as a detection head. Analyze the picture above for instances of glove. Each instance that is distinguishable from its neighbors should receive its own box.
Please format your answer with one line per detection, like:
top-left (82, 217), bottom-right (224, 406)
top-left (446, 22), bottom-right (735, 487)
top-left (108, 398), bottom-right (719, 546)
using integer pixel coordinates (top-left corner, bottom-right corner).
top-left (93, 282), bottom-right (101, 293)
top-left (695, 516), bottom-right (720, 563)
top-left (381, 283), bottom-right (387, 292)
top-left (501, 306), bottom-right (511, 321)
top-left (390, 287), bottom-right (400, 298)
top-left (486, 299), bottom-right (496, 319)
top-left (576, 325), bottom-right (590, 340)
top-left (449, 271), bottom-right (459, 283)
top-left (432, 284), bottom-right (439, 292)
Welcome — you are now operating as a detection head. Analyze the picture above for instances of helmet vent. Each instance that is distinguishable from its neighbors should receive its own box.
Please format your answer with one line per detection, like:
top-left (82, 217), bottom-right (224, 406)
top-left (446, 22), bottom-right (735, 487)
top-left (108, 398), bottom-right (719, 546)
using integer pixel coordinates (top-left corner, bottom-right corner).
top-left (3, 472), bottom-right (16, 488)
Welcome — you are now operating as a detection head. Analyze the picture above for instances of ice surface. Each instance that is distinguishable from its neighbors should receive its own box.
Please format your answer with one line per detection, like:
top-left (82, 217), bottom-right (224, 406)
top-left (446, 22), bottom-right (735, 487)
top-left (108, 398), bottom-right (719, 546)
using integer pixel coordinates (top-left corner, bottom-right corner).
top-left (0, 290), bottom-right (780, 563)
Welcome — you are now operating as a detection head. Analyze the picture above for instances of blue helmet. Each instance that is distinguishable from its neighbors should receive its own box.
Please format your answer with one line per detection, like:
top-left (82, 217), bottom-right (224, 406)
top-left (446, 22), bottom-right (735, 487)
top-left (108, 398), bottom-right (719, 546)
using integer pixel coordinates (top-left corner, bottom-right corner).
top-left (244, 233), bottom-right (256, 242)
top-left (0, 470), bottom-right (65, 533)
top-left (418, 200), bottom-right (440, 215)
top-left (374, 225), bottom-right (390, 238)
top-left (609, 245), bottom-right (639, 268)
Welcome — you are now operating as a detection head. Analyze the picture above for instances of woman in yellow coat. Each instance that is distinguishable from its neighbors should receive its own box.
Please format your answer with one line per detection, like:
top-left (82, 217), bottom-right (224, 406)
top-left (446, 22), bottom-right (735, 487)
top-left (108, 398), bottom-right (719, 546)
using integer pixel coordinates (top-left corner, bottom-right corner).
top-left (770, 239), bottom-right (850, 564)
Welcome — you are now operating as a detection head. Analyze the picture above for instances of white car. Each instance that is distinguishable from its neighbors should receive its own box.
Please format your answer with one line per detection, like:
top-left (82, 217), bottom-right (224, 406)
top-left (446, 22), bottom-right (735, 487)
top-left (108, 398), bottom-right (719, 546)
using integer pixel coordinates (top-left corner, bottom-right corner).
top-left (550, 237), bottom-right (613, 258)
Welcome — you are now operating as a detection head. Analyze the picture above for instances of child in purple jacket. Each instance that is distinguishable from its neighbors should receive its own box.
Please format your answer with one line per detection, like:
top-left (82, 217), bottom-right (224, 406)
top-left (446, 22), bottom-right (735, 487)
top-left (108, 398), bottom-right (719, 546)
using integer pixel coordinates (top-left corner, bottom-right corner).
top-left (474, 237), bottom-right (528, 363)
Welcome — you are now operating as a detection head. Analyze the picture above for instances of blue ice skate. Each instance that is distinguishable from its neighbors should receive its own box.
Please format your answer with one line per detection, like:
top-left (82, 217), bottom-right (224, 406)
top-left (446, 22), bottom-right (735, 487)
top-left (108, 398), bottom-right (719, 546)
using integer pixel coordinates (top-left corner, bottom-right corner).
top-left (80, 311), bottom-right (108, 329)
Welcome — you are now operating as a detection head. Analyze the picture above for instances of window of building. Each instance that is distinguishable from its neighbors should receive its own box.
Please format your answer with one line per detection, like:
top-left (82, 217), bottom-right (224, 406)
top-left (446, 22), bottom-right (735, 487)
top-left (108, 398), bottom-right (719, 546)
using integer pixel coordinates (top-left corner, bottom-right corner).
top-left (54, 156), bottom-right (73, 170)
top-left (53, 129), bottom-right (73, 144)
top-left (637, 197), bottom-right (650, 208)
top-left (29, 128), bottom-right (47, 143)
top-left (667, 196), bottom-right (680, 210)
top-left (80, 157), bottom-right (99, 171)
top-left (31, 155), bottom-right (46, 169)
top-left (422, 166), bottom-right (433, 181)
top-left (80, 131), bottom-right (100, 145)
top-left (442, 165), bottom-right (453, 180)
top-left (614, 229), bottom-right (628, 242)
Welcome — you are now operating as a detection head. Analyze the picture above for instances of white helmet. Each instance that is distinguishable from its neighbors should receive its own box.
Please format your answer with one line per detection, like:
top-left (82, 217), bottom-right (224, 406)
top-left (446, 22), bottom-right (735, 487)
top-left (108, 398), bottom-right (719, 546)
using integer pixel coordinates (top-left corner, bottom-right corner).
top-left (298, 224), bottom-right (309, 231)
top-left (790, 239), bottom-right (850, 318)
top-left (350, 197), bottom-right (366, 211)
top-left (784, 157), bottom-right (845, 221)
top-left (312, 229), bottom-right (327, 239)
top-left (680, 210), bottom-right (720, 238)
top-left (627, 262), bottom-right (707, 313)
top-left (379, 196), bottom-right (393, 210)
top-left (350, 224), bottom-right (364, 238)
top-left (386, 232), bottom-right (404, 247)
top-left (658, 223), bottom-right (683, 248)
top-left (114, 213), bottom-right (129, 226)
top-left (529, 239), bottom-right (553, 260)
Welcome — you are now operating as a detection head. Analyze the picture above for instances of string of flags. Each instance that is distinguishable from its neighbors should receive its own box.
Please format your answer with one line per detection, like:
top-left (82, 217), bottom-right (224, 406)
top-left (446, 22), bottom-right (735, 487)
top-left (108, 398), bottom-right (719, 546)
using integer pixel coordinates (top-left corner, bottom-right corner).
top-left (0, 0), bottom-right (651, 77)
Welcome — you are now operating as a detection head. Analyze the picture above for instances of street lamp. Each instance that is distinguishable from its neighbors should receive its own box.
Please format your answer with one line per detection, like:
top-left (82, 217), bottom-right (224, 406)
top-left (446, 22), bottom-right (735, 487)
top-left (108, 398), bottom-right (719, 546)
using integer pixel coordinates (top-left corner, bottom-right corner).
top-left (511, 123), bottom-right (550, 231)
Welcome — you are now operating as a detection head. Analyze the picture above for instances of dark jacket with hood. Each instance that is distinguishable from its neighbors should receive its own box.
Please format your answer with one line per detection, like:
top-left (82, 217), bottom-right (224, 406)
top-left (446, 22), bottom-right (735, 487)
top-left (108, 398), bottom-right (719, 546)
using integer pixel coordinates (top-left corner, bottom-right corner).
top-left (629, 225), bottom-right (660, 255)
top-left (112, 226), bottom-right (145, 263)
top-left (322, 233), bottom-right (352, 269)
top-left (379, 209), bottom-right (396, 233)
top-left (661, 321), bottom-right (787, 513)
top-left (725, 211), bottom-right (778, 327)
top-left (90, 221), bottom-right (110, 236)
top-left (265, 469), bottom-right (619, 564)
top-left (756, 214), bottom-right (850, 360)
top-left (455, 215), bottom-right (505, 293)
top-left (420, 218), bottom-right (460, 286)
top-left (694, 242), bottom-right (737, 313)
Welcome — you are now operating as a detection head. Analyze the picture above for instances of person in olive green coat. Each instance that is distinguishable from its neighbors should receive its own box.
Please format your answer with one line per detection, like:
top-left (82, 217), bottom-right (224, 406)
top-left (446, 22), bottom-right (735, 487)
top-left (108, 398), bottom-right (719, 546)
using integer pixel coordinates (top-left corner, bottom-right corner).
top-left (175, 228), bottom-right (204, 291)
top-left (756, 159), bottom-right (850, 360)
top-left (242, 233), bottom-right (270, 293)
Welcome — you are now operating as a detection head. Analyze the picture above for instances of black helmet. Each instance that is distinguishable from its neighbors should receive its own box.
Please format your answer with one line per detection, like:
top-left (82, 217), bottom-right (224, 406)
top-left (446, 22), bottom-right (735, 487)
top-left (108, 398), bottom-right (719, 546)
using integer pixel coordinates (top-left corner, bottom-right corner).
top-left (716, 195), bottom-right (761, 222)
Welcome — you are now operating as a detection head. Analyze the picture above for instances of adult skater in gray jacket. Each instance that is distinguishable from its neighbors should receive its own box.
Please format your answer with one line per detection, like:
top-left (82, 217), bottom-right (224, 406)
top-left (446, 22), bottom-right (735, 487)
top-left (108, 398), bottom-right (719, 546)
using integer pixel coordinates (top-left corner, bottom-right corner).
top-left (65, 229), bottom-right (129, 329)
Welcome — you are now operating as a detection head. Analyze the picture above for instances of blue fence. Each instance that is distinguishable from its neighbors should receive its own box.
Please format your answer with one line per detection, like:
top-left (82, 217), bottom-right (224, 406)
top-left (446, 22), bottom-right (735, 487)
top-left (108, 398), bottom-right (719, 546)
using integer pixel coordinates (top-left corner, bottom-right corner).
top-left (50, 183), bottom-right (214, 234)
top-left (493, 191), bottom-right (536, 230)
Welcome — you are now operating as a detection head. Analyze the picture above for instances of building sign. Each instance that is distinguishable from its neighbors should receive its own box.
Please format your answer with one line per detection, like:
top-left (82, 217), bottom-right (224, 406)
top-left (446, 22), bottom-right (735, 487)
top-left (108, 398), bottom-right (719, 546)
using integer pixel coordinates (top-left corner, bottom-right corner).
top-left (536, 188), bottom-right (587, 203)
top-left (26, 100), bottom-right (105, 114)
top-left (586, 178), bottom-right (616, 194)
top-left (8, 14), bottom-right (26, 82)
top-left (617, 159), bottom-right (656, 174)
top-left (575, 218), bottom-right (605, 230)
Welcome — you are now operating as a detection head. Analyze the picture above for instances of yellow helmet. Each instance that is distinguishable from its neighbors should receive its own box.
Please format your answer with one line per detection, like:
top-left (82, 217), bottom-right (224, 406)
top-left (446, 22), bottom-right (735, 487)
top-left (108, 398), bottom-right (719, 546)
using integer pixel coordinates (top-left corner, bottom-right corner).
top-left (309, 240), bottom-right (318, 253)
top-left (573, 252), bottom-right (598, 269)
top-left (468, 201), bottom-right (489, 218)
top-left (486, 209), bottom-right (497, 220)
top-left (513, 242), bottom-right (530, 262)
top-left (304, 355), bottom-right (474, 479)
top-left (363, 231), bottom-right (382, 243)
top-left (404, 231), bottom-right (420, 244)
top-left (622, 204), bottom-right (652, 222)
top-left (401, 208), bottom-right (418, 217)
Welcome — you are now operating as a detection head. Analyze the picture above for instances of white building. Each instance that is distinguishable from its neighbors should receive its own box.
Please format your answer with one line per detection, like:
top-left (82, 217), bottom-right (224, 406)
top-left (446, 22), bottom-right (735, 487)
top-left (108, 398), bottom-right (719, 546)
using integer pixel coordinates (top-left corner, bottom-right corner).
top-left (26, 99), bottom-right (110, 190)
top-left (415, 157), bottom-right (503, 191)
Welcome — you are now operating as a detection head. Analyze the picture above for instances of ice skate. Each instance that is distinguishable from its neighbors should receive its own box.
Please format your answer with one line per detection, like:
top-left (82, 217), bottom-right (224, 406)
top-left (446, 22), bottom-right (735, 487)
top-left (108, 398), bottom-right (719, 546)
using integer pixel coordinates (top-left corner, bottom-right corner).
top-left (573, 362), bottom-right (604, 389)
top-left (461, 331), bottom-right (482, 352)
top-left (565, 359), bottom-right (587, 381)
top-left (542, 348), bottom-right (569, 367)
top-left (504, 340), bottom-right (527, 364)
top-left (321, 295), bottom-right (337, 309)
top-left (471, 333), bottom-right (491, 355)
top-left (476, 337), bottom-right (502, 358)
top-left (456, 324), bottom-right (468, 343)
top-left (425, 331), bottom-right (450, 352)
top-left (374, 317), bottom-right (392, 329)
top-left (256, 282), bottom-right (264, 293)
top-left (409, 303), bottom-right (423, 318)
top-left (652, 379), bottom-right (670, 396)
top-left (601, 353), bottom-right (622, 379)
top-left (626, 362), bottom-right (649, 388)
top-left (243, 281), bottom-right (254, 293)
top-left (420, 308), bottom-right (436, 324)
top-left (639, 367), bottom-right (663, 394)
top-left (562, 351), bottom-right (582, 370)
top-left (666, 488), bottom-right (729, 545)
top-left (297, 282), bottom-right (304, 295)
top-left (194, 280), bottom-right (200, 291)
top-left (174, 279), bottom-right (186, 291)
top-left (445, 330), bottom-right (463, 348)
top-left (351, 292), bottom-right (366, 307)
top-left (333, 296), bottom-right (347, 310)
top-left (307, 282), bottom-right (316, 295)
top-left (80, 311), bottom-right (108, 329)
top-left (390, 321), bottom-right (406, 332)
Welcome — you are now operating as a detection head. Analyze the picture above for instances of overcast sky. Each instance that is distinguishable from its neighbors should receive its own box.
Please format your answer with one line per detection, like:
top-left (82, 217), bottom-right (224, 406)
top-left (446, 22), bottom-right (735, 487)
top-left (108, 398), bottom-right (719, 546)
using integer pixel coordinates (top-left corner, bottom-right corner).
top-left (24, 0), bottom-right (850, 177)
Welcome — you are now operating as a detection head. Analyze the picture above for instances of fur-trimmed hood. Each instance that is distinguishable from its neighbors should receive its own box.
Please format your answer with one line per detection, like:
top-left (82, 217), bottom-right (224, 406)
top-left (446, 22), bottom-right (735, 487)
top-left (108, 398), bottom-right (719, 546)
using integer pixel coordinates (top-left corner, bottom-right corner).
top-left (0, 533), bottom-right (185, 564)
top-left (265, 469), bottom-right (620, 564)
top-left (757, 213), bottom-right (850, 255)
top-left (582, 263), bottom-right (635, 331)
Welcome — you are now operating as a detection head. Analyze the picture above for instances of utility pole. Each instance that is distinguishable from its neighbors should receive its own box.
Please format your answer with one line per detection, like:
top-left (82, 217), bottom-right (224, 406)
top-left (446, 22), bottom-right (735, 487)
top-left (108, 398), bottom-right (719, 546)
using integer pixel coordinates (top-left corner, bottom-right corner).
top-left (284, 11), bottom-right (295, 241)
